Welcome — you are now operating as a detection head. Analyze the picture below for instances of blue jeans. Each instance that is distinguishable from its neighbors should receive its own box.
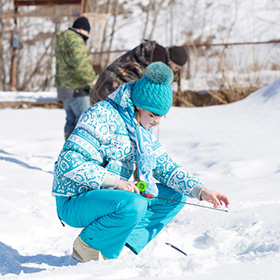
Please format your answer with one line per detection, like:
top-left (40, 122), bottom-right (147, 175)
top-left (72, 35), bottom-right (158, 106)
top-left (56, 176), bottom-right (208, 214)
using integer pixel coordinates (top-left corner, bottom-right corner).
top-left (55, 184), bottom-right (186, 259)
top-left (62, 96), bottom-right (90, 135)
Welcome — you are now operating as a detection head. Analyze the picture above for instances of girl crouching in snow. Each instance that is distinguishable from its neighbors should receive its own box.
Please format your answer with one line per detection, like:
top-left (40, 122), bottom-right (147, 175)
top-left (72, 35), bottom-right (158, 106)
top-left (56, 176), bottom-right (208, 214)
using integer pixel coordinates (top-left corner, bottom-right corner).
top-left (52, 62), bottom-right (229, 262)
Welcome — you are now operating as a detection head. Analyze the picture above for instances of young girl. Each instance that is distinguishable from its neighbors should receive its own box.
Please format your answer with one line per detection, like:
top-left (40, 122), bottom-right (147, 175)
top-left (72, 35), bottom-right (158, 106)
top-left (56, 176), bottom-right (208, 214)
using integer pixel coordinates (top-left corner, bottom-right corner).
top-left (52, 62), bottom-right (229, 262)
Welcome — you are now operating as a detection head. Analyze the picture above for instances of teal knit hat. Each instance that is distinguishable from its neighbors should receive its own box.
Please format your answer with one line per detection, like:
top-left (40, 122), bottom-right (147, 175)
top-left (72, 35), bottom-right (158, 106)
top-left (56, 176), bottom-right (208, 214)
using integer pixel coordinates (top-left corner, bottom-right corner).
top-left (132, 62), bottom-right (174, 116)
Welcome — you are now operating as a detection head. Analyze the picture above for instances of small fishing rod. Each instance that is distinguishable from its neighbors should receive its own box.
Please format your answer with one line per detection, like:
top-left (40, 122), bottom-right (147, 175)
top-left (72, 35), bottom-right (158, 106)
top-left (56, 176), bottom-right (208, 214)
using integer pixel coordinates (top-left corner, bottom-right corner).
top-left (136, 181), bottom-right (228, 213)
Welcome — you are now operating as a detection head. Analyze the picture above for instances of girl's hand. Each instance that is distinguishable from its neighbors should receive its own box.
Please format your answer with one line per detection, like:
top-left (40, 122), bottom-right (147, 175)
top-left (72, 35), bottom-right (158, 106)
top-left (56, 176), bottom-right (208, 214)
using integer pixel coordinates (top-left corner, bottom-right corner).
top-left (200, 188), bottom-right (229, 208)
top-left (115, 180), bottom-right (140, 194)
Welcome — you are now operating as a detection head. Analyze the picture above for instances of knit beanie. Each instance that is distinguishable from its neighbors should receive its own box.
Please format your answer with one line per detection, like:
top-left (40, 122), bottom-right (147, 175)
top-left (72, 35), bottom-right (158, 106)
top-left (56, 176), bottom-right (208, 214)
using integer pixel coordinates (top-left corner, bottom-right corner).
top-left (169, 46), bottom-right (188, 66)
top-left (72, 17), bottom-right (91, 32)
top-left (132, 62), bottom-right (174, 116)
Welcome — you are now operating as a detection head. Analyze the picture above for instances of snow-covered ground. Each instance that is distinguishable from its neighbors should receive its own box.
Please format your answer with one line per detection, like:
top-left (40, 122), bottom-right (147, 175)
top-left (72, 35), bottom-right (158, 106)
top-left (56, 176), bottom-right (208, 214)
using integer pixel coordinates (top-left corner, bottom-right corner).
top-left (0, 80), bottom-right (280, 279)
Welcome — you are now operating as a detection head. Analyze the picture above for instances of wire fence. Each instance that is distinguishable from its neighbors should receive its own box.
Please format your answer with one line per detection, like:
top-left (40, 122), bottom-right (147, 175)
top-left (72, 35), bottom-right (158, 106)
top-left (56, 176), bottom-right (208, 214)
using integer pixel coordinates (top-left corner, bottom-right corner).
top-left (90, 39), bottom-right (280, 105)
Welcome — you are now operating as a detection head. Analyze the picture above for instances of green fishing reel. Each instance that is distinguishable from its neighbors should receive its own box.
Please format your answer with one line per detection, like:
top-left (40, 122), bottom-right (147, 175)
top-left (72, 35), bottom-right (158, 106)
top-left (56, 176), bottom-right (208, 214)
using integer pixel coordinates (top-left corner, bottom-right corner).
top-left (136, 181), bottom-right (147, 192)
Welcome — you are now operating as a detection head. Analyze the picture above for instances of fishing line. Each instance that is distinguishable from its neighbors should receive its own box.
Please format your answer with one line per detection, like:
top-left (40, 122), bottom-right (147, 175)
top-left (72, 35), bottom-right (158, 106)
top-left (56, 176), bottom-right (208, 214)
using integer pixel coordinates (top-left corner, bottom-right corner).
top-left (136, 181), bottom-right (228, 213)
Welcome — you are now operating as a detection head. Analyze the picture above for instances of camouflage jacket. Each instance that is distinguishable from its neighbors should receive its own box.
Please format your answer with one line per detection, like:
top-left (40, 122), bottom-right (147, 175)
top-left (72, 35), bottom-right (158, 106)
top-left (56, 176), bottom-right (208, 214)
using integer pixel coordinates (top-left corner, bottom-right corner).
top-left (90, 40), bottom-right (169, 104)
top-left (54, 28), bottom-right (98, 90)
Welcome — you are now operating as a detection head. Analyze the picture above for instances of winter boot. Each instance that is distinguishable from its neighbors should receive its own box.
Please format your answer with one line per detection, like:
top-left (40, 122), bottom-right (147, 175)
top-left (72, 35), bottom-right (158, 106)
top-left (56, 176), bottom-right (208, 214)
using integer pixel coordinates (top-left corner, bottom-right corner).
top-left (72, 235), bottom-right (108, 262)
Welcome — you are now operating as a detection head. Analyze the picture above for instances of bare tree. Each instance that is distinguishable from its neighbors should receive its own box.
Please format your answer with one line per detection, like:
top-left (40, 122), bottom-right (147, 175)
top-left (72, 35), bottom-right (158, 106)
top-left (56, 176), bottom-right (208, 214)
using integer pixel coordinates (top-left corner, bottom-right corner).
top-left (0, 0), bottom-right (278, 97)
top-left (0, 0), bottom-right (13, 91)
top-left (141, 1), bottom-right (152, 40)
top-left (104, 0), bottom-right (119, 66)
top-left (147, 0), bottom-right (166, 40)
top-left (99, 0), bottom-right (112, 66)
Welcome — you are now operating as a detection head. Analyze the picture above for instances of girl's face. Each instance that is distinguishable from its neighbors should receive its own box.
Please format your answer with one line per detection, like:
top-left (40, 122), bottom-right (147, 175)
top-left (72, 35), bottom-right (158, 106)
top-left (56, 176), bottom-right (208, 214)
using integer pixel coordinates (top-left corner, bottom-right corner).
top-left (137, 107), bottom-right (163, 130)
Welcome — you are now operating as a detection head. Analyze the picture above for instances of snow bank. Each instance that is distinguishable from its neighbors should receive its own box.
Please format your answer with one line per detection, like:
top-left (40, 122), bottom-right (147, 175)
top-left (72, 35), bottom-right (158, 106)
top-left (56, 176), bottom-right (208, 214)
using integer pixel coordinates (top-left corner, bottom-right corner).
top-left (0, 80), bottom-right (279, 279)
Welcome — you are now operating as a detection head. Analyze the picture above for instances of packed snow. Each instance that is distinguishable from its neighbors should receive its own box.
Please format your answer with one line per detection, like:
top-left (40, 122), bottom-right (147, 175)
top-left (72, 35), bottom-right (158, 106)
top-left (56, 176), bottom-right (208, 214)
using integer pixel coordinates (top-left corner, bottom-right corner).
top-left (0, 79), bottom-right (280, 279)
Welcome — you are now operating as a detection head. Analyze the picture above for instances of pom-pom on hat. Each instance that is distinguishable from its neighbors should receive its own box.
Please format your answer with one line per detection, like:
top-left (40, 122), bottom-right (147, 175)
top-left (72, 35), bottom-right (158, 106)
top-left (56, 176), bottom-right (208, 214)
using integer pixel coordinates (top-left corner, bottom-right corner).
top-left (72, 16), bottom-right (91, 32)
top-left (132, 62), bottom-right (174, 116)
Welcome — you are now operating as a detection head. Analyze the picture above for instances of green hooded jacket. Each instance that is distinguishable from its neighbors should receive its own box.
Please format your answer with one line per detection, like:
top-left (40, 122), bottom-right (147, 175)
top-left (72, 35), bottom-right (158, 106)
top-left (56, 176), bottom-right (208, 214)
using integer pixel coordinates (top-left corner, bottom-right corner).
top-left (54, 28), bottom-right (98, 89)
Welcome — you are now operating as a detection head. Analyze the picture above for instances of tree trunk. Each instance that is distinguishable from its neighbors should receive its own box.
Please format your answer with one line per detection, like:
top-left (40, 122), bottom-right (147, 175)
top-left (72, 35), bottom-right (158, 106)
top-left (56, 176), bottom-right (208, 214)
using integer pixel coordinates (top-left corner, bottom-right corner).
top-left (148, 0), bottom-right (165, 40)
top-left (105, 0), bottom-right (119, 66)
top-left (100, 0), bottom-right (112, 67)
top-left (142, 1), bottom-right (151, 40)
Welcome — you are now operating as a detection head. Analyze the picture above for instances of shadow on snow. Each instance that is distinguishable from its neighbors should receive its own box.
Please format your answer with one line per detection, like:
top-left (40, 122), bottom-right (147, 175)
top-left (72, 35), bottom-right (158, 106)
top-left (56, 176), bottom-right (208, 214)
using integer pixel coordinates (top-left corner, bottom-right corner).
top-left (0, 241), bottom-right (76, 276)
top-left (0, 153), bottom-right (53, 175)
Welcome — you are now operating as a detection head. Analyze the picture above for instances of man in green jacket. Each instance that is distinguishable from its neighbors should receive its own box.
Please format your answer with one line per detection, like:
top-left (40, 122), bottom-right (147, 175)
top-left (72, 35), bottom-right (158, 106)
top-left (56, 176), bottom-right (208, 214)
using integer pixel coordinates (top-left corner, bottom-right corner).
top-left (54, 16), bottom-right (98, 141)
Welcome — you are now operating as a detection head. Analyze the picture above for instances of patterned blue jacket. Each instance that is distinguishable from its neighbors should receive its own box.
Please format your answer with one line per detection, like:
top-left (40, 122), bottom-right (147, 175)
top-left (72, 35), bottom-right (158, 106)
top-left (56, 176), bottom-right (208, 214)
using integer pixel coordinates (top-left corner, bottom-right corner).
top-left (52, 87), bottom-right (204, 197)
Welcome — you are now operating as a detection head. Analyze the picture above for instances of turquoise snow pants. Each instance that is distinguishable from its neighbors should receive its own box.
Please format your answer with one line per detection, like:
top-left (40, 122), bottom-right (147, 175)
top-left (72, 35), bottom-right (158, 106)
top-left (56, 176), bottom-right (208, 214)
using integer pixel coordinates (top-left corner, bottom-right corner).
top-left (55, 184), bottom-right (186, 259)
